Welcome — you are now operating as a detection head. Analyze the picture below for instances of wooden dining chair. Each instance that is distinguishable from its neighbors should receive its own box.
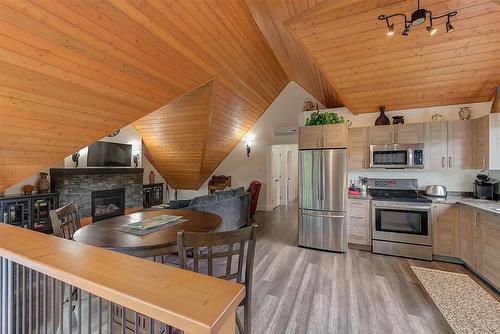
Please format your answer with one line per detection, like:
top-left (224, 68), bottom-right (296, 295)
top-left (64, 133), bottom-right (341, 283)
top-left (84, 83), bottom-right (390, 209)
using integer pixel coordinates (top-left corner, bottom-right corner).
top-left (49, 202), bottom-right (81, 240)
top-left (177, 225), bottom-right (257, 334)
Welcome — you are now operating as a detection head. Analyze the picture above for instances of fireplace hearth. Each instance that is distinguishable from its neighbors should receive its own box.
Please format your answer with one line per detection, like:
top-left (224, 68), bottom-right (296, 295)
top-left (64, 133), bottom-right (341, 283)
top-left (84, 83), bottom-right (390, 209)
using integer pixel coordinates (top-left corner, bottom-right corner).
top-left (91, 188), bottom-right (125, 222)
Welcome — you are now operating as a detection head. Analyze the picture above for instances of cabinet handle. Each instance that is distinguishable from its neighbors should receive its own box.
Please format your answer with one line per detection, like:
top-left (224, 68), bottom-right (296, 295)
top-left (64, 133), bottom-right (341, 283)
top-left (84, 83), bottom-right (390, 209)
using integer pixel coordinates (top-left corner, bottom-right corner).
top-left (316, 137), bottom-right (320, 147)
top-left (322, 136), bottom-right (325, 147)
top-left (442, 157), bottom-right (446, 168)
top-left (482, 156), bottom-right (486, 170)
top-left (449, 156), bottom-right (452, 168)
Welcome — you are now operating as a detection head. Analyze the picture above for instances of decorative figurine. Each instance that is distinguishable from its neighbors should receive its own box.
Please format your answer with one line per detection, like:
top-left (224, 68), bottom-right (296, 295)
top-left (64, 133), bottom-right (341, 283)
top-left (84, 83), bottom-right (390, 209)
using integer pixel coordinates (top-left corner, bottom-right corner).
top-left (22, 184), bottom-right (34, 195)
top-left (458, 106), bottom-right (471, 120)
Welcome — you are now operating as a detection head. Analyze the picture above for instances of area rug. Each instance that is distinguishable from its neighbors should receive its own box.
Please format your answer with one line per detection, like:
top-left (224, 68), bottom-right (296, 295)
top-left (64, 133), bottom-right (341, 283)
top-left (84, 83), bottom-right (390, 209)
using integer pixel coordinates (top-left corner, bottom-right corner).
top-left (411, 266), bottom-right (500, 334)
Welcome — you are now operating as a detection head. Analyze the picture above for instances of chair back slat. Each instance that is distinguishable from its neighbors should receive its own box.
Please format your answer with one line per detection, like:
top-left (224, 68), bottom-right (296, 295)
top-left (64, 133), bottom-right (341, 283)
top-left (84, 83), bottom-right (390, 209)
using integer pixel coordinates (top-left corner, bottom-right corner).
top-left (49, 203), bottom-right (81, 240)
top-left (177, 224), bottom-right (257, 334)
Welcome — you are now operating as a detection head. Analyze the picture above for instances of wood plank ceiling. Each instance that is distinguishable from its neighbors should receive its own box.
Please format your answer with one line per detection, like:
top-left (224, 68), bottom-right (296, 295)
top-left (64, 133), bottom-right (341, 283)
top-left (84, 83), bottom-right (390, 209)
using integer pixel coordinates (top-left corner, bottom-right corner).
top-left (245, 0), bottom-right (343, 108)
top-left (284, 0), bottom-right (500, 113)
top-left (0, 0), bottom-right (288, 193)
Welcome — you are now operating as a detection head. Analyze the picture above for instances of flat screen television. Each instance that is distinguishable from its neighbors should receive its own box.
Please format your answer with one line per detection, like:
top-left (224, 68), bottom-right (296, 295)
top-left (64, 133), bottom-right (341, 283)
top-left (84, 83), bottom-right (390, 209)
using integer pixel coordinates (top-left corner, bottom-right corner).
top-left (87, 141), bottom-right (132, 167)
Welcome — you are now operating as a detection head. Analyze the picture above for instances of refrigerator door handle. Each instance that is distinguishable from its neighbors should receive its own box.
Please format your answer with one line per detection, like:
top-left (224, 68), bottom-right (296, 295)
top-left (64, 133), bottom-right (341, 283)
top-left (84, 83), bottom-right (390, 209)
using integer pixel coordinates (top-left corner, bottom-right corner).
top-left (302, 212), bottom-right (345, 219)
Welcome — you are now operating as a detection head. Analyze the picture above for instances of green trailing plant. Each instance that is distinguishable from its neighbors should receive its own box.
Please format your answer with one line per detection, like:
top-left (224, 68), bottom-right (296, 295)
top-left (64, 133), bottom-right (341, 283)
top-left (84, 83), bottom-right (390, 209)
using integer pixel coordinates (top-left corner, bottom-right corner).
top-left (305, 111), bottom-right (345, 126)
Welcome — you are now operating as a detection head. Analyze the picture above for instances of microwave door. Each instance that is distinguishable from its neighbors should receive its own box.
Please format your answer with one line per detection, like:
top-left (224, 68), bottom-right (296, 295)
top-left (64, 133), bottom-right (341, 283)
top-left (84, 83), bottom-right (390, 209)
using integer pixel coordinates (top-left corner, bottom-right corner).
top-left (371, 149), bottom-right (409, 168)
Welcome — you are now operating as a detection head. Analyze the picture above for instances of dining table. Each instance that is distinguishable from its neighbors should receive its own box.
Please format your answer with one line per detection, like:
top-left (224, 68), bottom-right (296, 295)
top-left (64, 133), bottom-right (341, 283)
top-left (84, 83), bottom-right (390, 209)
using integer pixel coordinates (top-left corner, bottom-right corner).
top-left (73, 209), bottom-right (222, 257)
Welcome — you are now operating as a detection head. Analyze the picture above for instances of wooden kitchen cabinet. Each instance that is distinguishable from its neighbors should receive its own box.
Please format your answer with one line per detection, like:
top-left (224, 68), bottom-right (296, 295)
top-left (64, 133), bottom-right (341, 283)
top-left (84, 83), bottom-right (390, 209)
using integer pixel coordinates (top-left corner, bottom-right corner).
top-left (474, 211), bottom-right (500, 289)
top-left (447, 120), bottom-right (472, 169)
top-left (299, 124), bottom-right (347, 149)
top-left (433, 203), bottom-right (459, 258)
top-left (396, 123), bottom-right (425, 144)
top-left (459, 204), bottom-right (475, 266)
top-left (348, 127), bottom-right (369, 169)
top-left (472, 115), bottom-right (489, 170)
top-left (299, 126), bottom-right (322, 149)
top-left (369, 125), bottom-right (395, 145)
top-left (425, 120), bottom-right (472, 170)
top-left (369, 123), bottom-right (424, 145)
top-left (347, 199), bottom-right (371, 246)
top-left (426, 121), bottom-right (447, 169)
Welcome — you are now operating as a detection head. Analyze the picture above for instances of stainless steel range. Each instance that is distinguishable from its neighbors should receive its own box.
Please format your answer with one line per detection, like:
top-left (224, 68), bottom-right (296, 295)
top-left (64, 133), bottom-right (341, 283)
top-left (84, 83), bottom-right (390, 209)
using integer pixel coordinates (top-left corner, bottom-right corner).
top-left (369, 178), bottom-right (433, 260)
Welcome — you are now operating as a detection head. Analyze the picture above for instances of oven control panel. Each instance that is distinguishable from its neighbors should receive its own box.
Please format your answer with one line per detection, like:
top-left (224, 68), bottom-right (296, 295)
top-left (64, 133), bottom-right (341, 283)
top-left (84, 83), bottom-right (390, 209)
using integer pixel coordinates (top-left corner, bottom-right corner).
top-left (368, 178), bottom-right (418, 190)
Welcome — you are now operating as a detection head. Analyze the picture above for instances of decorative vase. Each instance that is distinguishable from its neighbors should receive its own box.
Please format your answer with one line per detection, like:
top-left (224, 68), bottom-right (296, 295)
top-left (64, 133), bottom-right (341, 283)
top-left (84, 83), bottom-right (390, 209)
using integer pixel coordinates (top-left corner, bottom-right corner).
top-left (36, 172), bottom-right (49, 193)
top-left (149, 171), bottom-right (155, 185)
top-left (392, 116), bottom-right (404, 124)
top-left (375, 106), bottom-right (390, 126)
top-left (432, 113), bottom-right (443, 121)
top-left (458, 107), bottom-right (471, 120)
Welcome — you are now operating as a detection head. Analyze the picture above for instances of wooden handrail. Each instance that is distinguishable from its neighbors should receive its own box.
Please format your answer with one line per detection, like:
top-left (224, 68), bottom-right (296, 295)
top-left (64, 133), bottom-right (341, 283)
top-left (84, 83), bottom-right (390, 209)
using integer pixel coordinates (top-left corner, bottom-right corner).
top-left (0, 224), bottom-right (245, 334)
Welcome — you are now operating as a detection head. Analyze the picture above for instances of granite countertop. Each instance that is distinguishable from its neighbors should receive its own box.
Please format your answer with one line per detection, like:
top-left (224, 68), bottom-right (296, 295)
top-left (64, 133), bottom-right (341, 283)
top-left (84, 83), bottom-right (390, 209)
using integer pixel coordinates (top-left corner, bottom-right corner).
top-left (424, 194), bottom-right (500, 216)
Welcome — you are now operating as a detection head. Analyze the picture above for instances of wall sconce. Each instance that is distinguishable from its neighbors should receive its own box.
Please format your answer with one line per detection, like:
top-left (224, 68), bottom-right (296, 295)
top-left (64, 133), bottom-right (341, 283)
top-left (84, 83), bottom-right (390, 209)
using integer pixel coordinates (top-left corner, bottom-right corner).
top-left (242, 133), bottom-right (255, 158)
top-left (133, 154), bottom-right (140, 167)
top-left (71, 152), bottom-right (80, 168)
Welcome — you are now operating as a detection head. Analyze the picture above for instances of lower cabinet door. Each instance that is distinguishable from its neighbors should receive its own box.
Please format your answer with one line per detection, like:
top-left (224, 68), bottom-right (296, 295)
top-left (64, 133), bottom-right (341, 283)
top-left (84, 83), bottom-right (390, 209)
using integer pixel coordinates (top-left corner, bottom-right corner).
top-left (433, 204), bottom-right (459, 257)
top-left (475, 212), bottom-right (500, 289)
top-left (299, 210), bottom-right (347, 252)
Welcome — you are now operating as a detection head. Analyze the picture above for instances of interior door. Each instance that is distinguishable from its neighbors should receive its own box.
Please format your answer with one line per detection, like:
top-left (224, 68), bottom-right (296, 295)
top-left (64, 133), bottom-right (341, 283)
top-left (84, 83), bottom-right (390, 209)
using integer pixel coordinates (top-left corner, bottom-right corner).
top-left (271, 147), bottom-right (281, 209)
top-left (299, 150), bottom-right (322, 210)
top-left (321, 149), bottom-right (346, 212)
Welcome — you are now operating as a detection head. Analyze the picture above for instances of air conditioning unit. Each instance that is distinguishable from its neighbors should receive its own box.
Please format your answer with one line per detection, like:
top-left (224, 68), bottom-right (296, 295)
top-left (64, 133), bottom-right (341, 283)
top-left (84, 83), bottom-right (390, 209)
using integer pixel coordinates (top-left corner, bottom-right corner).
top-left (274, 126), bottom-right (298, 136)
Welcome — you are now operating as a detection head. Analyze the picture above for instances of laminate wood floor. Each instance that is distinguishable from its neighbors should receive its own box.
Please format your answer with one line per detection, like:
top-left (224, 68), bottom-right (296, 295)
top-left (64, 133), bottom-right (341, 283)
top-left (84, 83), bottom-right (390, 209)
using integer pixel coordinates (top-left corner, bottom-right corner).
top-left (248, 202), bottom-right (499, 334)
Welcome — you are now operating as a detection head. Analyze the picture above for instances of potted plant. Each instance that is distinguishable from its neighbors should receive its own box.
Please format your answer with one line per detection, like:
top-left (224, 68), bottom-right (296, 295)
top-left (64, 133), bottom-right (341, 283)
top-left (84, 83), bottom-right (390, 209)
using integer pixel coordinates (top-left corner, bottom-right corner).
top-left (305, 111), bottom-right (345, 126)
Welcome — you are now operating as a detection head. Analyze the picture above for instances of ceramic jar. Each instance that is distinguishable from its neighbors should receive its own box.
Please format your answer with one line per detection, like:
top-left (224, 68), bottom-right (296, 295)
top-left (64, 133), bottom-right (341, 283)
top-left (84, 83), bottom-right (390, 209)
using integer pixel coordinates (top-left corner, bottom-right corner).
top-left (36, 172), bottom-right (49, 193)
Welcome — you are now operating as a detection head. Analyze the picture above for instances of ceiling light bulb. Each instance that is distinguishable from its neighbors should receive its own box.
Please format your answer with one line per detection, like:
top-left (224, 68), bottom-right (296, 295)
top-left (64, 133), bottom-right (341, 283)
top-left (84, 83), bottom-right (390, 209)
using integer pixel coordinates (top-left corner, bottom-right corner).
top-left (426, 26), bottom-right (437, 35)
top-left (446, 21), bottom-right (454, 33)
top-left (387, 23), bottom-right (395, 36)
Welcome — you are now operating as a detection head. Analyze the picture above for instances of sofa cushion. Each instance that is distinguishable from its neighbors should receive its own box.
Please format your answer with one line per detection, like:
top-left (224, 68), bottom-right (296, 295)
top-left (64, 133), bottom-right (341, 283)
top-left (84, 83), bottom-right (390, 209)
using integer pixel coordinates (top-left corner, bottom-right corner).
top-left (215, 189), bottom-right (233, 201)
top-left (168, 199), bottom-right (191, 209)
top-left (190, 194), bottom-right (217, 206)
top-left (232, 187), bottom-right (245, 196)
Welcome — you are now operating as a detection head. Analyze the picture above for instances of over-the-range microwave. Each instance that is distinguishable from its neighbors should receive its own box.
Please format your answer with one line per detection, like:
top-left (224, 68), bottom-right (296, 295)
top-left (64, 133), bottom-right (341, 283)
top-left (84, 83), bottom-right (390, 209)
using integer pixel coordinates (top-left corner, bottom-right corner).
top-left (370, 143), bottom-right (424, 169)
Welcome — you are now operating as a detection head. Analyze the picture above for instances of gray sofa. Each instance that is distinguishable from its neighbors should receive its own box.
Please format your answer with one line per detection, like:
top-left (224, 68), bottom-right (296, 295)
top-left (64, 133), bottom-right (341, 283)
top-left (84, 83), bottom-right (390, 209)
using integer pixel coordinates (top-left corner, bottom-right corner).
top-left (169, 187), bottom-right (250, 232)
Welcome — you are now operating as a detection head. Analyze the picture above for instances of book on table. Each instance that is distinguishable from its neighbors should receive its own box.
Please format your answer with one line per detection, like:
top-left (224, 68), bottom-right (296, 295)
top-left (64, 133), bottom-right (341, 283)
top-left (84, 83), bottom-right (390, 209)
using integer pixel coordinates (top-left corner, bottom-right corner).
top-left (125, 215), bottom-right (183, 230)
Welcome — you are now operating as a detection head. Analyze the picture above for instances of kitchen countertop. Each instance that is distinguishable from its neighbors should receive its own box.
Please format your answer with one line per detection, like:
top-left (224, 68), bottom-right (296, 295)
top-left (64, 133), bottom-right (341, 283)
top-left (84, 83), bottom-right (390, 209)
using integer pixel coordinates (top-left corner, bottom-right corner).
top-left (424, 194), bottom-right (500, 216)
top-left (348, 194), bottom-right (371, 200)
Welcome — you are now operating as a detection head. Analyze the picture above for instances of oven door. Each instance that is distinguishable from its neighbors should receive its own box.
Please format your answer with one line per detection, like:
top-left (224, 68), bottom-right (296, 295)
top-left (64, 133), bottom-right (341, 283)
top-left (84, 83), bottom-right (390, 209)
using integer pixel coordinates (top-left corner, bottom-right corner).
top-left (372, 201), bottom-right (432, 245)
top-left (370, 145), bottom-right (410, 168)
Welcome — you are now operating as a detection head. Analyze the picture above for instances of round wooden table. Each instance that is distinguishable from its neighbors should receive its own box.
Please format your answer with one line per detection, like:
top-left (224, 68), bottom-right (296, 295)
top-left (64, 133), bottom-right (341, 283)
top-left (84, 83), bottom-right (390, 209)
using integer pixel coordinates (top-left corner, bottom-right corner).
top-left (73, 210), bottom-right (222, 257)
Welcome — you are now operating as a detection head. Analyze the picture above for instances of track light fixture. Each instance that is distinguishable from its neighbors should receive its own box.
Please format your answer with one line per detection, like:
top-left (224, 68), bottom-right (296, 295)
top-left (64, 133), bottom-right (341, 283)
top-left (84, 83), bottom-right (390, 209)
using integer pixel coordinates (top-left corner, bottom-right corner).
top-left (378, 0), bottom-right (457, 37)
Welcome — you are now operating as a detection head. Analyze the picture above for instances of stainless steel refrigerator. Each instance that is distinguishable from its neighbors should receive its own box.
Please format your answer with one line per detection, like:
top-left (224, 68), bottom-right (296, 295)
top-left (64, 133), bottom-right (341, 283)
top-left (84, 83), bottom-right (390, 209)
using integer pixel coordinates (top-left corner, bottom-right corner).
top-left (298, 149), bottom-right (347, 252)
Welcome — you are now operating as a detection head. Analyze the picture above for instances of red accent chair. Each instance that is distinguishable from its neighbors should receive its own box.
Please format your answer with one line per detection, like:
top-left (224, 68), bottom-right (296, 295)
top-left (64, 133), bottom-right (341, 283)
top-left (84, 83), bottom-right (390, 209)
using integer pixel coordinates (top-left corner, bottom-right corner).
top-left (247, 181), bottom-right (262, 218)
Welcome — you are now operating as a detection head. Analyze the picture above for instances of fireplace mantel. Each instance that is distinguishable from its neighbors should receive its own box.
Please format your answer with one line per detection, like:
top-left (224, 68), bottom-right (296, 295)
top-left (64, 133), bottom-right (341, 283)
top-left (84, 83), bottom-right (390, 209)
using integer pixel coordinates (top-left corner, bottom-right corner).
top-left (50, 168), bottom-right (143, 177)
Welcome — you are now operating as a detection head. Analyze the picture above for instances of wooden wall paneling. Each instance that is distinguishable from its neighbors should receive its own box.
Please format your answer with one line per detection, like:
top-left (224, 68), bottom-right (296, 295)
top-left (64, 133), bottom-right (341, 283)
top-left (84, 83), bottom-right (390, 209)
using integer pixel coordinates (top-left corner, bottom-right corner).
top-left (285, 0), bottom-right (500, 113)
top-left (0, 0), bottom-right (288, 192)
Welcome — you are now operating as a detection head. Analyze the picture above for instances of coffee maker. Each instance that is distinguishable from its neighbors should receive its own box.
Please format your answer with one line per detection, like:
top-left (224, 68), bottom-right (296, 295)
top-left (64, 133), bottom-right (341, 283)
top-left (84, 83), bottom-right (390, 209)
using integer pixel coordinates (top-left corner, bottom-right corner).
top-left (473, 174), bottom-right (498, 200)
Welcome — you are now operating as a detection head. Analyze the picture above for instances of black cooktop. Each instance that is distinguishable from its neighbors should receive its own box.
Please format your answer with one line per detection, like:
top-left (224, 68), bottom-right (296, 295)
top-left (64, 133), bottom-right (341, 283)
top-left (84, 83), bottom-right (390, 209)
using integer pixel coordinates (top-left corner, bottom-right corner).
top-left (369, 189), bottom-right (432, 203)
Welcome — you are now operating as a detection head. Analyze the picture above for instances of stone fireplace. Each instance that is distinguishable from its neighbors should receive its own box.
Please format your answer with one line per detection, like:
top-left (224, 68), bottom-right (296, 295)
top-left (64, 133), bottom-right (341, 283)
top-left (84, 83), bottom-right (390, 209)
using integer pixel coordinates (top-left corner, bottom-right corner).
top-left (50, 168), bottom-right (143, 222)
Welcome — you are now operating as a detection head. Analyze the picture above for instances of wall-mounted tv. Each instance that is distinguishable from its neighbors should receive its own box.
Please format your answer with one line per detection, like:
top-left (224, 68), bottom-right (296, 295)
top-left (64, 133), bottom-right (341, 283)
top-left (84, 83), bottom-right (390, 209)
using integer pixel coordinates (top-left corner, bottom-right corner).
top-left (87, 141), bottom-right (132, 167)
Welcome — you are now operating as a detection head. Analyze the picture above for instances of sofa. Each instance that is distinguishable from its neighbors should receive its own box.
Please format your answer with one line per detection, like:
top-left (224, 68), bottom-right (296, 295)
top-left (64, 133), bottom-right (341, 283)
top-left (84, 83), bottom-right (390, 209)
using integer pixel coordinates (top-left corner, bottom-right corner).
top-left (169, 187), bottom-right (250, 232)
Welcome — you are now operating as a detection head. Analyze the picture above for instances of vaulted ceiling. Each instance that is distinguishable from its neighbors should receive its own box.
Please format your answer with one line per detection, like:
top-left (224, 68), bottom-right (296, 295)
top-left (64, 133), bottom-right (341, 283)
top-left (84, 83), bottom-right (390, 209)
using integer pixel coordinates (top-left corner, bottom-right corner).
top-left (283, 0), bottom-right (500, 113)
top-left (1, 0), bottom-right (499, 192)
top-left (0, 0), bottom-right (287, 193)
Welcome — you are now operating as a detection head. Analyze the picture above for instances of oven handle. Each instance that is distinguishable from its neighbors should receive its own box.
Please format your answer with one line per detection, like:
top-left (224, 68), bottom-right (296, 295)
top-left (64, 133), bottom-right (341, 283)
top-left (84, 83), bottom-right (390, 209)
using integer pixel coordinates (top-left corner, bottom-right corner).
top-left (372, 202), bottom-right (431, 211)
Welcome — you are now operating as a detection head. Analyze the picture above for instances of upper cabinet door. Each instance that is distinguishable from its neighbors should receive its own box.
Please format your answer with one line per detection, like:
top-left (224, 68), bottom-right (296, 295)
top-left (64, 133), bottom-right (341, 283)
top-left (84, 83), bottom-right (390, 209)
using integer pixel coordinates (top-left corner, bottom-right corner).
top-left (425, 121), bottom-right (447, 170)
top-left (322, 124), bottom-right (347, 149)
top-left (396, 123), bottom-right (424, 144)
top-left (369, 125), bottom-right (395, 145)
top-left (299, 126), bottom-right (322, 149)
top-left (472, 115), bottom-right (489, 170)
top-left (348, 127), bottom-right (368, 169)
top-left (448, 120), bottom-right (472, 170)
